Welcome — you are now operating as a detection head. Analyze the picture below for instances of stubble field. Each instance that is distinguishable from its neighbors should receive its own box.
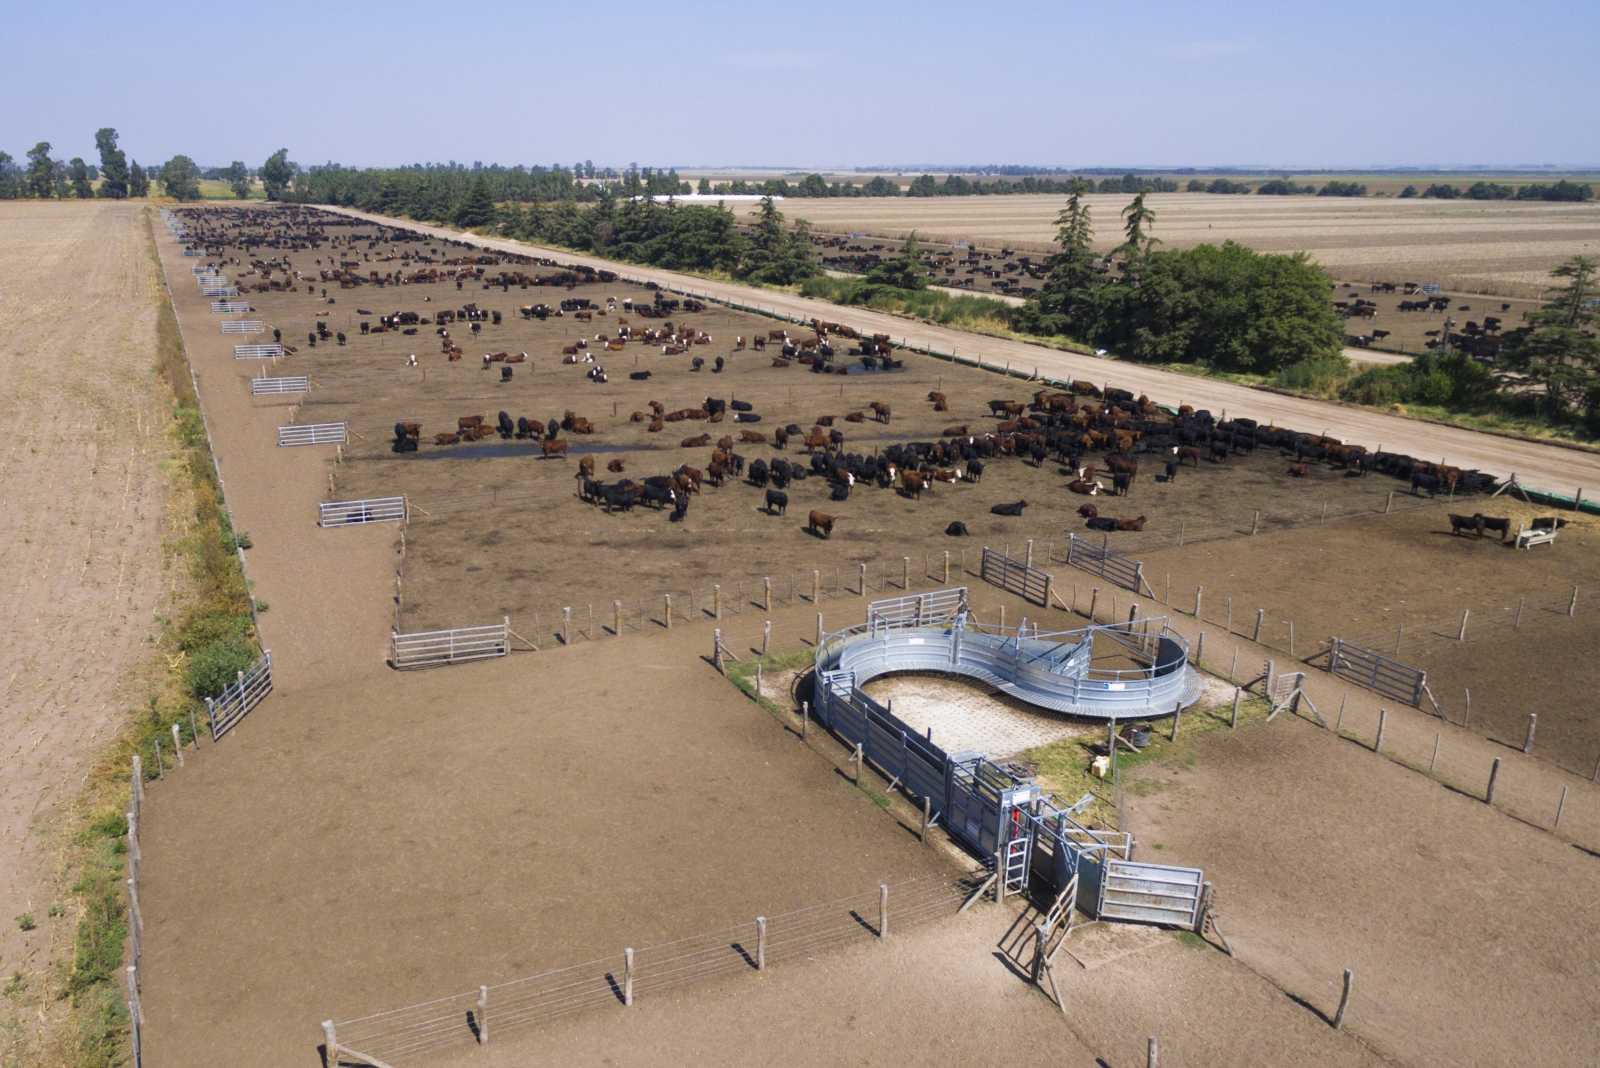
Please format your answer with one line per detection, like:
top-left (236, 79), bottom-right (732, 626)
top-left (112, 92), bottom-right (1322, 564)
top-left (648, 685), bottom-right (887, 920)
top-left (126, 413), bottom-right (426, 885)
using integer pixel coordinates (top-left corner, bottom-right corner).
top-left (737, 193), bottom-right (1600, 296)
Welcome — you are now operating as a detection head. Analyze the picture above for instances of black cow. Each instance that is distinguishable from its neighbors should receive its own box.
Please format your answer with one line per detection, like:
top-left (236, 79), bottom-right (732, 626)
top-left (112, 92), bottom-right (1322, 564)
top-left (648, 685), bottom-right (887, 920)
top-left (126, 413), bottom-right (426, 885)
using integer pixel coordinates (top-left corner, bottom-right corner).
top-left (1112, 471), bottom-right (1132, 496)
top-left (1530, 516), bottom-right (1568, 532)
top-left (749, 459), bottom-right (769, 486)
top-left (669, 494), bottom-right (688, 522)
top-left (1163, 460), bottom-right (1179, 482)
top-left (1447, 513), bottom-right (1481, 537)
top-left (765, 489), bottom-right (788, 515)
top-left (731, 399), bottom-right (753, 412)
top-left (1477, 515), bottom-right (1512, 540)
top-left (629, 371), bottom-right (651, 381)
top-left (990, 500), bottom-right (1028, 517)
top-left (1412, 473), bottom-right (1441, 497)
top-left (945, 521), bottom-right (970, 537)
top-left (1086, 516), bottom-right (1118, 532)
top-left (965, 459), bottom-right (984, 482)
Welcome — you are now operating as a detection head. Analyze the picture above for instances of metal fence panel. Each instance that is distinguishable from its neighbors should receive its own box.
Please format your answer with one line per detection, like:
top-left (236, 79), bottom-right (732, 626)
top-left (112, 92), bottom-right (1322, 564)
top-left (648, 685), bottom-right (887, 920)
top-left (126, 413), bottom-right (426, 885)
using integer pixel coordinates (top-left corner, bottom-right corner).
top-left (277, 422), bottom-right (347, 447)
top-left (204, 650), bottom-right (273, 740)
top-left (234, 343), bottom-right (284, 359)
top-left (979, 547), bottom-right (1050, 605)
top-left (221, 320), bottom-right (265, 334)
top-left (210, 300), bottom-right (251, 313)
top-left (1064, 533), bottom-right (1149, 594)
top-left (391, 623), bottom-right (509, 669)
top-left (250, 375), bottom-right (308, 396)
top-left (1328, 638), bottom-right (1425, 707)
top-left (201, 285), bottom-right (239, 297)
top-left (319, 497), bottom-right (406, 527)
top-left (1098, 860), bottom-right (1204, 928)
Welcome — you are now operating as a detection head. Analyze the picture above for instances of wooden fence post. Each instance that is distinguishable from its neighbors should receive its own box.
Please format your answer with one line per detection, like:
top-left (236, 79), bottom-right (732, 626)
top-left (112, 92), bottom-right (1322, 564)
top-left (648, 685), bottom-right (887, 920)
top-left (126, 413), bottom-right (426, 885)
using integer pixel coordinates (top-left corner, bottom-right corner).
top-left (664, 593), bottom-right (673, 629)
top-left (1089, 588), bottom-right (1099, 621)
top-left (812, 569), bottom-right (821, 604)
top-left (1148, 1037), bottom-right (1160, 1068)
top-left (562, 607), bottom-right (571, 645)
top-left (171, 724), bottom-right (184, 767)
top-left (879, 884), bottom-right (889, 939)
top-left (853, 743), bottom-right (864, 783)
top-left (1025, 539), bottom-right (1034, 568)
top-left (1523, 713), bottom-right (1537, 754)
top-left (762, 620), bottom-right (771, 656)
top-left (321, 1021), bottom-right (338, 1063)
top-left (1251, 510), bottom-right (1260, 536)
top-left (1168, 703), bottom-right (1181, 742)
top-left (756, 917), bottom-right (767, 970)
top-left (1569, 586), bottom-right (1579, 617)
top-left (903, 556), bottom-right (911, 590)
top-left (1457, 609), bottom-right (1469, 641)
top-left (922, 795), bottom-right (932, 843)
top-left (1194, 585), bottom-right (1203, 619)
top-left (1195, 632), bottom-right (1204, 667)
top-left (477, 985), bottom-right (488, 1044)
top-left (713, 629), bottom-right (724, 673)
top-left (713, 584), bottom-right (723, 620)
top-left (1252, 608), bottom-right (1264, 642)
top-left (623, 948), bottom-right (634, 1006)
top-left (1486, 757), bottom-right (1501, 804)
top-left (859, 562), bottom-right (867, 596)
top-left (763, 576), bottom-right (772, 611)
top-left (943, 551), bottom-right (951, 583)
top-left (1375, 708), bottom-right (1387, 752)
top-left (613, 599), bottom-right (622, 637)
top-left (1332, 969), bottom-right (1353, 1029)
top-left (1231, 688), bottom-right (1241, 728)
top-left (1225, 596), bottom-right (1233, 634)
top-left (816, 612), bottom-right (824, 646)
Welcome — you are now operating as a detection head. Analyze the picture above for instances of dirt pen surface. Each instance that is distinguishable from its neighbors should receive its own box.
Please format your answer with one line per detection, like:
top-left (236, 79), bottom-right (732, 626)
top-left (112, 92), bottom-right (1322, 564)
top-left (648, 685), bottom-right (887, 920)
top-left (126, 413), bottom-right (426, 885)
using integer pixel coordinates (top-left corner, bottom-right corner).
top-left (0, 200), bottom-right (172, 1050)
top-left (1137, 501), bottom-right (1600, 774)
top-left (740, 192), bottom-right (1600, 296)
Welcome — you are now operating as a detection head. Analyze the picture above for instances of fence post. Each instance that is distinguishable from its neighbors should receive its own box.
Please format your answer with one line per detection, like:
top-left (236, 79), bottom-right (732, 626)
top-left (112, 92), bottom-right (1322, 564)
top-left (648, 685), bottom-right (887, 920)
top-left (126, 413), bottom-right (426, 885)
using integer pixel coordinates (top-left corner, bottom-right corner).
top-left (764, 576), bottom-right (772, 611)
top-left (562, 606), bottom-right (572, 645)
top-left (1225, 596), bottom-right (1233, 634)
top-left (756, 916), bottom-right (767, 970)
top-left (1025, 539), bottom-right (1034, 569)
top-left (859, 562), bottom-right (867, 596)
top-left (1333, 969), bottom-right (1353, 1029)
top-left (1523, 713), bottom-right (1537, 754)
top-left (812, 569), bottom-right (821, 603)
top-left (321, 1021), bottom-right (337, 1064)
top-left (1569, 586), bottom-right (1579, 617)
top-left (802, 699), bottom-right (809, 738)
top-left (1457, 609), bottom-right (1469, 641)
top-left (1252, 609), bottom-right (1264, 643)
top-left (853, 742), bottom-right (864, 783)
top-left (1375, 708), bottom-right (1387, 752)
top-left (613, 599), bottom-right (622, 636)
top-left (1486, 757), bottom-right (1501, 804)
top-left (1194, 586), bottom-right (1203, 619)
top-left (1251, 510), bottom-right (1260, 536)
top-left (1231, 688), bottom-right (1241, 728)
top-left (903, 556), bottom-right (911, 590)
top-left (171, 724), bottom-right (184, 767)
top-left (623, 948), bottom-right (635, 1006)
top-left (762, 620), bottom-right (772, 656)
top-left (664, 593), bottom-right (673, 630)
top-left (1195, 632), bottom-right (1204, 667)
top-left (922, 795), bottom-right (932, 843)
top-left (713, 629), bottom-right (724, 673)
top-left (1148, 1037), bottom-right (1160, 1068)
top-left (477, 985), bottom-right (489, 1044)
top-left (1089, 588), bottom-right (1099, 620)
top-left (1385, 491), bottom-right (1394, 514)
top-left (1168, 703), bottom-right (1181, 742)
top-left (1555, 785), bottom-right (1568, 830)
top-left (1043, 572), bottom-right (1053, 610)
top-left (1515, 597), bottom-right (1525, 628)
top-left (879, 884), bottom-right (889, 939)
top-left (755, 663), bottom-right (762, 699)
top-left (816, 612), bottom-right (824, 646)
top-left (943, 551), bottom-right (951, 583)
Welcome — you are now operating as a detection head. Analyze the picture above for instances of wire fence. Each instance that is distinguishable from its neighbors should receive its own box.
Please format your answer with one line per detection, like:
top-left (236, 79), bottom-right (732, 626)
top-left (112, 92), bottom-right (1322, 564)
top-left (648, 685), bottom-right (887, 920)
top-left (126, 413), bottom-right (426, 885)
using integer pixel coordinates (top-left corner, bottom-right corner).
top-left (324, 870), bottom-right (977, 1064)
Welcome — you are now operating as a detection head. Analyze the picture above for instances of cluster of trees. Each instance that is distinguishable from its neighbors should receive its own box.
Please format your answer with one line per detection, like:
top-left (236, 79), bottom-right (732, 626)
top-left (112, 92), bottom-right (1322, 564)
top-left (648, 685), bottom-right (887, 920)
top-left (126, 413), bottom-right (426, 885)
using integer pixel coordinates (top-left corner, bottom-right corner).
top-left (1400, 179), bottom-right (1594, 202)
top-left (0, 129), bottom-right (257, 202)
top-left (1013, 184), bottom-right (1343, 374)
top-left (289, 161), bottom-right (681, 213)
top-left (425, 183), bottom-right (816, 285)
top-left (1191, 177), bottom-right (1366, 196)
top-left (701, 172), bottom-right (1181, 199)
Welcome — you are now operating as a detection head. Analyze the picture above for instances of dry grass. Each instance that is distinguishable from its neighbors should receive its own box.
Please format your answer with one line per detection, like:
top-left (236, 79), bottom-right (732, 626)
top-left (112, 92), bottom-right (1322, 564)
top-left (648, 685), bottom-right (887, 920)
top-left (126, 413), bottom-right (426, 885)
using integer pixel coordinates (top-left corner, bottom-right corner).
top-left (735, 194), bottom-right (1600, 297)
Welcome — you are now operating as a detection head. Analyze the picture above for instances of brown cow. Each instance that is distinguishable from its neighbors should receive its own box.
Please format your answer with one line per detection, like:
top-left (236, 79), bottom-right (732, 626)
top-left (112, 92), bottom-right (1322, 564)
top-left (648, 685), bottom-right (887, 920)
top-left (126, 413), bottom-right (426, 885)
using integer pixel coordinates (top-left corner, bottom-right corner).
top-left (541, 439), bottom-right (569, 459)
top-left (739, 430), bottom-right (766, 443)
top-left (900, 470), bottom-right (928, 498)
top-left (869, 401), bottom-right (891, 423)
top-left (1115, 516), bottom-right (1147, 531)
top-left (578, 455), bottom-right (595, 479)
top-left (607, 458), bottom-right (626, 473)
top-left (681, 434), bottom-right (711, 448)
top-left (432, 432), bottom-right (460, 446)
top-left (648, 418), bottom-right (664, 433)
top-left (457, 414), bottom-right (485, 431)
top-left (808, 510), bottom-right (837, 538)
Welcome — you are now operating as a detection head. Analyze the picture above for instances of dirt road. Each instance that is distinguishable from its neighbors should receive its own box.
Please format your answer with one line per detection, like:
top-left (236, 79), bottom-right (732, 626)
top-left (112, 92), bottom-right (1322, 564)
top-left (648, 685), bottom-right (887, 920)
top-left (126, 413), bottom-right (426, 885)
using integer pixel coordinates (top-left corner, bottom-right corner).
top-left (0, 202), bottom-right (170, 1020)
top-left (320, 207), bottom-right (1599, 497)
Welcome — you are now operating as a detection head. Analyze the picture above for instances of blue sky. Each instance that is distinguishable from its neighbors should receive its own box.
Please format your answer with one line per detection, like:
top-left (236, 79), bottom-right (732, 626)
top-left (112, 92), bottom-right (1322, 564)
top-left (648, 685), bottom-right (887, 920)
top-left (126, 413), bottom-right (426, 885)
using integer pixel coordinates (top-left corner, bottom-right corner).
top-left (4, 0), bottom-right (1596, 169)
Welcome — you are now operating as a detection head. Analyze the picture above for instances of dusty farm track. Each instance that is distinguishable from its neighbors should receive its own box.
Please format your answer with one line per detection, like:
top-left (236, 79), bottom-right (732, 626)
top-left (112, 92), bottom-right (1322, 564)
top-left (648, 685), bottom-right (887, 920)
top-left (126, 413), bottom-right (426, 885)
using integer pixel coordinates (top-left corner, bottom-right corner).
top-left (319, 206), bottom-right (1600, 498)
top-left (0, 202), bottom-right (171, 1025)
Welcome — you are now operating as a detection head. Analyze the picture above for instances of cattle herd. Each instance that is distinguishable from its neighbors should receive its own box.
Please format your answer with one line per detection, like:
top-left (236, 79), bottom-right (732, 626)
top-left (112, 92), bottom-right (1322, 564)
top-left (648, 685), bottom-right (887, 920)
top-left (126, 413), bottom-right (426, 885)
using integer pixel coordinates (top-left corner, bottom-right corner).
top-left (177, 204), bottom-right (1508, 551)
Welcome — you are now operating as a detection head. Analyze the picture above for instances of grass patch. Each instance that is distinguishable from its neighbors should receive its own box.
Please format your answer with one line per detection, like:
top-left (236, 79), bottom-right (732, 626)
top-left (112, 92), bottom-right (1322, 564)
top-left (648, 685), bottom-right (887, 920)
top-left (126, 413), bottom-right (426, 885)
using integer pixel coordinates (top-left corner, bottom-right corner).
top-left (1022, 695), bottom-right (1273, 828)
top-left (798, 275), bottom-right (1019, 333)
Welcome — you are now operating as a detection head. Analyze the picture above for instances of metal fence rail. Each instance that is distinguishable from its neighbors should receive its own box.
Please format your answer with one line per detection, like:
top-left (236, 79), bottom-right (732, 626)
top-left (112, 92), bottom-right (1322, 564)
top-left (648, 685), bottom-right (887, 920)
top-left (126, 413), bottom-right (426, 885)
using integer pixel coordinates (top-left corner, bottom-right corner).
top-left (250, 375), bottom-right (308, 396)
top-left (391, 622), bottom-right (509, 669)
top-left (278, 422), bottom-right (347, 447)
top-left (221, 319), bottom-right (265, 334)
top-left (1328, 638), bottom-right (1425, 707)
top-left (201, 285), bottom-right (239, 297)
top-left (210, 300), bottom-right (251, 313)
top-left (320, 497), bottom-right (407, 527)
top-left (979, 546), bottom-right (1052, 606)
top-left (1098, 860), bottom-right (1204, 927)
top-left (203, 650), bottom-right (273, 740)
top-left (234, 343), bottom-right (284, 359)
top-left (1065, 533), bottom-right (1152, 595)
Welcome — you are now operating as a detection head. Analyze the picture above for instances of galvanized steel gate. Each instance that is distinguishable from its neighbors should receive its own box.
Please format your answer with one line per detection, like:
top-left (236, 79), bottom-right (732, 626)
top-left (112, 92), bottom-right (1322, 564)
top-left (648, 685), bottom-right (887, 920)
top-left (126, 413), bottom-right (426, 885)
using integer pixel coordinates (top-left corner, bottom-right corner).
top-left (1065, 533), bottom-right (1152, 595)
top-left (979, 547), bottom-right (1051, 605)
top-left (1328, 637), bottom-right (1425, 707)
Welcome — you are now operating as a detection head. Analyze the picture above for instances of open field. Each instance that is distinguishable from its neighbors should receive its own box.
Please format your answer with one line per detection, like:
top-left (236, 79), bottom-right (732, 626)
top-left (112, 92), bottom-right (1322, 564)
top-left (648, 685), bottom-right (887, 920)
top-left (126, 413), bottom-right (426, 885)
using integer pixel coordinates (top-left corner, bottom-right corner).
top-left (734, 193), bottom-right (1600, 296)
top-left (126, 203), bottom-right (1600, 1068)
top-left (0, 201), bottom-right (173, 1057)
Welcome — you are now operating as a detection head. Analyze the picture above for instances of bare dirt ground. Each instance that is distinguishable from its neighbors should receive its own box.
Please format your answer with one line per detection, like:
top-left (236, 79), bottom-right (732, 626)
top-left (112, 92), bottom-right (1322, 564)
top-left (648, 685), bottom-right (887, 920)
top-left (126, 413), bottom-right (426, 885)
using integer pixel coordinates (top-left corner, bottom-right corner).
top-left (1125, 713), bottom-right (1600, 1067)
top-left (1136, 502), bottom-right (1600, 773)
top-left (738, 193), bottom-right (1600, 297)
top-left (0, 201), bottom-right (171, 1043)
top-left (320, 205), bottom-right (1600, 499)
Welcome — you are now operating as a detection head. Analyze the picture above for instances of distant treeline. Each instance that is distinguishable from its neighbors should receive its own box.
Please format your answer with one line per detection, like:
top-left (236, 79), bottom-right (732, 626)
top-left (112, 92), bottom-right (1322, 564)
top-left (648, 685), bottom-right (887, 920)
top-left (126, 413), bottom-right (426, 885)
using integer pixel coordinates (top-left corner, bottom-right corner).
top-left (1401, 179), bottom-right (1594, 202)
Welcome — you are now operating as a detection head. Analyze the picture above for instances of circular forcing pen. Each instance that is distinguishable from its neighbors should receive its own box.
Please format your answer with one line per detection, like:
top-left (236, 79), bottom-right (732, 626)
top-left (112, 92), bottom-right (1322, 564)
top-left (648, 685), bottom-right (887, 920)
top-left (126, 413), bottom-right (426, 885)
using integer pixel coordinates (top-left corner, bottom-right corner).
top-left (813, 587), bottom-right (1204, 725)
